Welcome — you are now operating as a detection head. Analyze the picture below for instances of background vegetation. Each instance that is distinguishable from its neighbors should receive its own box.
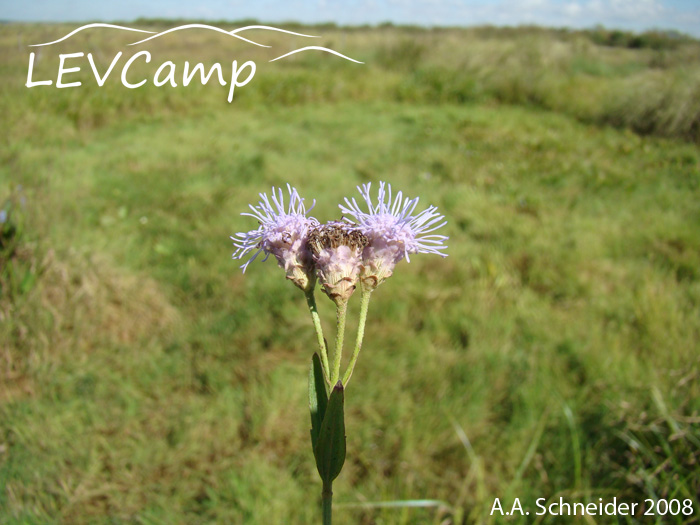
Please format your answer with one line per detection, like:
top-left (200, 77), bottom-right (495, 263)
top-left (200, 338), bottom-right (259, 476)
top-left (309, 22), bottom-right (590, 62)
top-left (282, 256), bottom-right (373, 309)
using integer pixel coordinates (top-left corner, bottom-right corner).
top-left (1, 22), bottom-right (699, 524)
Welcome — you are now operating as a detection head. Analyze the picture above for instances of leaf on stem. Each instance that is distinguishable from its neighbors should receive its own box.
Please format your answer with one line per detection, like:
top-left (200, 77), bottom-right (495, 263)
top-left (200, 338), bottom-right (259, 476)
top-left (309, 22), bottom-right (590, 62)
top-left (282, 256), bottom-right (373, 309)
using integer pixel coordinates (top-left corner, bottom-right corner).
top-left (314, 381), bottom-right (346, 484)
top-left (309, 353), bottom-right (328, 455)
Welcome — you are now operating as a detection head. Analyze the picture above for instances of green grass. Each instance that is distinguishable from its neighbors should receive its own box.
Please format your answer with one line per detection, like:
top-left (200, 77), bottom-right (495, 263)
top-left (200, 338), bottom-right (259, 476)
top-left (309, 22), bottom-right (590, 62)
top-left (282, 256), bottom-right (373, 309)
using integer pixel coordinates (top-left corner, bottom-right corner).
top-left (1, 22), bottom-right (700, 524)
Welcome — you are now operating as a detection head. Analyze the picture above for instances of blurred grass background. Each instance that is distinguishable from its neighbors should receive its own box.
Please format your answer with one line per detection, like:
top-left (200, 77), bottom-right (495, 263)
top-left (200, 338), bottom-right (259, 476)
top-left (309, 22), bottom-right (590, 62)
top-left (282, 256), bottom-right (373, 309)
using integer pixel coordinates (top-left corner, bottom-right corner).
top-left (1, 22), bottom-right (699, 524)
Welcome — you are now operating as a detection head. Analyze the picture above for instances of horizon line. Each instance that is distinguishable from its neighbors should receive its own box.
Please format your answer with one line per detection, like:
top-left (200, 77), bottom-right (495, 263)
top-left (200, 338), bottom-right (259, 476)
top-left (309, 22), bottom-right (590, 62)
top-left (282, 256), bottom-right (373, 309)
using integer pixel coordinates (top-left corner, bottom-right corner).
top-left (2, 18), bottom-right (697, 41)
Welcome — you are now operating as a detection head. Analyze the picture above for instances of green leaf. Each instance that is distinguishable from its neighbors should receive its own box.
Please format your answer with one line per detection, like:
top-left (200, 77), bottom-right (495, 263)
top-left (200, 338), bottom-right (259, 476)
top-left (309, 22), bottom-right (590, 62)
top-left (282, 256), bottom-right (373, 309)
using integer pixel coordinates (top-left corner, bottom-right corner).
top-left (314, 381), bottom-right (346, 484)
top-left (309, 353), bottom-right (328, 456)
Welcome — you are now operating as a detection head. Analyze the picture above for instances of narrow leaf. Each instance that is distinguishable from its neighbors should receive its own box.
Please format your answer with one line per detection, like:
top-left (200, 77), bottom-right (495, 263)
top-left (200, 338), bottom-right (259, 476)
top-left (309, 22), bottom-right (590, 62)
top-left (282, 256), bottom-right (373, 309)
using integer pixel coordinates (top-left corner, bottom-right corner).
top-left (314, 381), bottom-right (346, 484)
top-left (309, 353), bottom-right (328, 456)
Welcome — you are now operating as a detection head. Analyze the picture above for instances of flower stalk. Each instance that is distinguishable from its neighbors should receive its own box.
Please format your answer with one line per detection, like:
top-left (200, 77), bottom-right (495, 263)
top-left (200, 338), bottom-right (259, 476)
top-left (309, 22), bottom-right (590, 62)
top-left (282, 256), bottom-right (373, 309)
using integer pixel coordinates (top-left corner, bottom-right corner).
top-left (306, 289), bottom-right (331, 384)
top-left (322, 481), bottom-right (333, 525)
top-left (330, 300), bottom-right (348, 386)
top-left (342, 289), bottom-right (372, 386)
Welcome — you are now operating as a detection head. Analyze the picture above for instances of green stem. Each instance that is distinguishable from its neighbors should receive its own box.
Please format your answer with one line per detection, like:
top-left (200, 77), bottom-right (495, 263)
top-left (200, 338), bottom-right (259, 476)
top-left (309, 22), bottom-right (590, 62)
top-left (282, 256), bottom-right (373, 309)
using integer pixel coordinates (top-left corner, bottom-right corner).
top-left (330, 300), bottom-right (348, 385)
top-left (322, 481), bottom-right (333, 525)
top-left (342, 290), bottom-right (372, 386)
top-left (306, 290), bottom-right (330, 384)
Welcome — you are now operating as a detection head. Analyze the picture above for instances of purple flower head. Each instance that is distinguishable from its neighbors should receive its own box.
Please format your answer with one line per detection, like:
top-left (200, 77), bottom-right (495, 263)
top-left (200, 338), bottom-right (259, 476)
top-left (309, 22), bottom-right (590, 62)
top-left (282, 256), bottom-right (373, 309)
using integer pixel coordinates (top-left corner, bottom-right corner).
top-left (232, 184), bottom-right (318, 291)
top-left (339, 182), bottom-right (448, 289)
top-left (307, 221), bottom-right (368, 305)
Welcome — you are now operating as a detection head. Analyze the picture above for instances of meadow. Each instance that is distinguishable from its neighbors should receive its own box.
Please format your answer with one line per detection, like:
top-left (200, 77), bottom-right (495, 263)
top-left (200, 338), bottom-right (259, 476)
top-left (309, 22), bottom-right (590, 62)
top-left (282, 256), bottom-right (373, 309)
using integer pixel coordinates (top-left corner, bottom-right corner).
top-left (1, 22), bottom-right (699, 524)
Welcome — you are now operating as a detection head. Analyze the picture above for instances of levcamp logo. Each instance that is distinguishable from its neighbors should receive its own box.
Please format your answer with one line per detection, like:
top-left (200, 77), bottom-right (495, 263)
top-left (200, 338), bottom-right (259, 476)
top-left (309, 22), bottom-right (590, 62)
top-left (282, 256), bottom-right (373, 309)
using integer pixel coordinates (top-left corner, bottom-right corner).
top-left (25, 23), bottom-right (363, 102)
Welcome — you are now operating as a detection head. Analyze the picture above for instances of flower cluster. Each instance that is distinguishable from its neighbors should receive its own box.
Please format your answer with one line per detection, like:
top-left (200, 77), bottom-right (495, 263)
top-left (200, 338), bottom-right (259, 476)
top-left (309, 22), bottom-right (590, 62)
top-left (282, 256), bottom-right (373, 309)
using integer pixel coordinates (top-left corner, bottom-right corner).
top-left (232, 182), bottom-right (448, 300)
top-left (232, 182), bottom-right (448, 523)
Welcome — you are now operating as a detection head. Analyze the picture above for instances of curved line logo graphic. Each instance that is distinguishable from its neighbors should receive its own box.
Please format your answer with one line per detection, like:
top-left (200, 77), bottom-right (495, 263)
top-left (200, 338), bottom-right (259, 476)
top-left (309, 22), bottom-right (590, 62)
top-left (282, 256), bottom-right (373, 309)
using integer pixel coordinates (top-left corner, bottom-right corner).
top-left (25, 23), bottom-right (364, 102)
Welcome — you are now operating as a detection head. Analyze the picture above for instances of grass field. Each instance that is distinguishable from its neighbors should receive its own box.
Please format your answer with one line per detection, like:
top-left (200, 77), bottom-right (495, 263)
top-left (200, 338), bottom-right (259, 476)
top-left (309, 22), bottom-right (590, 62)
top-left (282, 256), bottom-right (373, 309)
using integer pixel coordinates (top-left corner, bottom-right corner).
top-left (1, 22), bottom-right (700, 524)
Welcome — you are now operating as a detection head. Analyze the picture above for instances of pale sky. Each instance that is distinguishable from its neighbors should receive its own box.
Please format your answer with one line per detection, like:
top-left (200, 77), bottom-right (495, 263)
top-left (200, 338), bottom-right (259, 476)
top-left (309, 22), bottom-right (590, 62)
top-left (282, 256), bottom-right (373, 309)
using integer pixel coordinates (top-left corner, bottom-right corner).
top-left (3, 0), bottom-right (700, 37)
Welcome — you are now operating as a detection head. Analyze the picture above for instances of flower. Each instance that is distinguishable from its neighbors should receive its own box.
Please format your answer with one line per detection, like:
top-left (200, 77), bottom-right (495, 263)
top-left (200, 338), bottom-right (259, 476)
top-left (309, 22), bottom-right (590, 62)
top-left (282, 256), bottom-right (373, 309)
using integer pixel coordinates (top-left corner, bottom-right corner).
top-left (307, 221), bottom-right (368, 305)
top-left (339, 182), bottom-right (448, 290)
top-left (232, 184), bottom-right (318, 291)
